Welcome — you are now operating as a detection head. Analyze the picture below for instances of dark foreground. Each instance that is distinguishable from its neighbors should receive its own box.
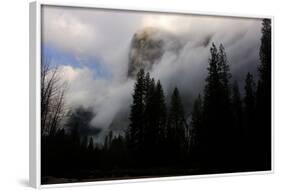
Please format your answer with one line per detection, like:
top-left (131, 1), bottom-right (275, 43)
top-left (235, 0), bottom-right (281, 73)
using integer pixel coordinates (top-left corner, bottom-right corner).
top-left (42, 167), bottom-right (270, 185)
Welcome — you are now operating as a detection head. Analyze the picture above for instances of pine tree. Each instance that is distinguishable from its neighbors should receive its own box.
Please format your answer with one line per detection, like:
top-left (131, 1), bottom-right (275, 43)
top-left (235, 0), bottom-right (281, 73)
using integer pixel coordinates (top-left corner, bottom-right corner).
top-left (127, 69), bottom-right (146, 165)
top-left (203, 43), bottom-right (220, 117)
top-left (142, 75), bottom-right (168, 165)
top-left (154, 80), bottom-right (167, 164)
top-left (202, 43), bottom-right (220, 167)
top-left (256, 19), bottom-right (272, 169)
top-left (167, 87), bottom-right (187, 164)
top-left (218, 44), bottom-right (232, 116)
top-left (143, 74), bottom-right (155, 139)
top-left (258, 19), bottom-right (271, 84)
top-left (202, 43), bottom-right (233, 168)
top-left (218, 44), bottom-right (234, 149)
top-left (144, 72), bottom-right (153, 104)
top-left (154, 80), bottom-right (167, 139)
top-left (142, 73), bottom-right (155, 164)
top-left (243, 72), bottom-right (257, 167)
top-left (218, 44), bottom-right (231, 93)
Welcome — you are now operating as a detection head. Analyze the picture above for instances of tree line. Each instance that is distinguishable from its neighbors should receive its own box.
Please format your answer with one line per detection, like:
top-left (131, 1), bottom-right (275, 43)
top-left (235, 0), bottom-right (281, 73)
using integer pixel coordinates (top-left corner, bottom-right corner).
top-left (126, 69), bottom-right (187, 168)
top-left (41, 19), bottom-right (271, 184)
top-left (193, 19), bottom-right (271, 171)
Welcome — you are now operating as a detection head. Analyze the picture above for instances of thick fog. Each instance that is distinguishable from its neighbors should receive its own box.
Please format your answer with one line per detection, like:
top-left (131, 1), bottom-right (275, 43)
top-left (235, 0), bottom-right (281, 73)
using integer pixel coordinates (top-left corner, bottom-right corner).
top-left (42, 5), bottom-right (263, 136)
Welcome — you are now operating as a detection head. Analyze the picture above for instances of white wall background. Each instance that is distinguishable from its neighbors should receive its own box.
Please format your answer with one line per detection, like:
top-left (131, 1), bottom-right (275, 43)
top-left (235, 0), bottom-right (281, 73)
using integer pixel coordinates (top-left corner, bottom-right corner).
top-left (0, 0), bottom-right (280, 189)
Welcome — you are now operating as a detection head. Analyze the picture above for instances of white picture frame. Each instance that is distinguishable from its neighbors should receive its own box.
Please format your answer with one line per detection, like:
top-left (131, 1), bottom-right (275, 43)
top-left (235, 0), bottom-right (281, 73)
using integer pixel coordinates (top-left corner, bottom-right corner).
top-left (29, 1), bottom-right (274, 189)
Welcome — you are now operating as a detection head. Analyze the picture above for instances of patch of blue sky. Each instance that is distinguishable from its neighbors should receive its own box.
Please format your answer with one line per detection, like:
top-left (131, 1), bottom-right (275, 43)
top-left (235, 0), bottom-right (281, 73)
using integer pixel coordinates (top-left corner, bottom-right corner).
top-left (78, 57), bottom-right (113, 80)
top-left (42, 43), bottom-right (112, 80)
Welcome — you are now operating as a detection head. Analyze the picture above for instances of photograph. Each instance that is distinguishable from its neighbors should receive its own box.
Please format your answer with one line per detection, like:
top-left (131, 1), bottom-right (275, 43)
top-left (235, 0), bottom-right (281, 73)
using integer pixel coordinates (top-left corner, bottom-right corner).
top-left (40, 5), bottom-right (272, 185)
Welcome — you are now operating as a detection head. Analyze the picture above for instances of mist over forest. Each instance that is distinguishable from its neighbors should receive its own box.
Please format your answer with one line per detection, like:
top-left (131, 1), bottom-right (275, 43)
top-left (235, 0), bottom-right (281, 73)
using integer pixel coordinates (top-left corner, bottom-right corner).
top-left (41, 5), bottom-right (271, 184)
top-left (42, 6), bottom-right (262, 140)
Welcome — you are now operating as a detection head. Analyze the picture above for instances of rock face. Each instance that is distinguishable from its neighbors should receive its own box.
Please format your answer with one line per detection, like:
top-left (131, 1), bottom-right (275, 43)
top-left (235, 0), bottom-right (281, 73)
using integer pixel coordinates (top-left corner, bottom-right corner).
top-left (128, 27), bottom-right (181, 77)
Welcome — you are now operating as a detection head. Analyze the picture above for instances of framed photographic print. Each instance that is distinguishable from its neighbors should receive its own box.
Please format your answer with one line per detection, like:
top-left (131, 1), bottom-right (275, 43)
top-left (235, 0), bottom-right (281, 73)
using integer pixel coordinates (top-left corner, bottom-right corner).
top-left (29, 1), bottom-right (273, 188)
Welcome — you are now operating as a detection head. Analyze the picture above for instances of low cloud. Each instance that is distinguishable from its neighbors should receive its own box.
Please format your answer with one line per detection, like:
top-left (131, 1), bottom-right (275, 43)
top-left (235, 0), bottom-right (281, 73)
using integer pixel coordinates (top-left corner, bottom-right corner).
top-left (43, 5), bottom-right (263, 135)
top-left (57, 65), bottom-right (134, 134)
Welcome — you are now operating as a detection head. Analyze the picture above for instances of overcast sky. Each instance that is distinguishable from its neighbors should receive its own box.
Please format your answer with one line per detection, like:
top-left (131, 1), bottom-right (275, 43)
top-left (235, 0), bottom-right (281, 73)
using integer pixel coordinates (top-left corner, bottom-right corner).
top-left (42, 5), bottom-right (263, 135)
